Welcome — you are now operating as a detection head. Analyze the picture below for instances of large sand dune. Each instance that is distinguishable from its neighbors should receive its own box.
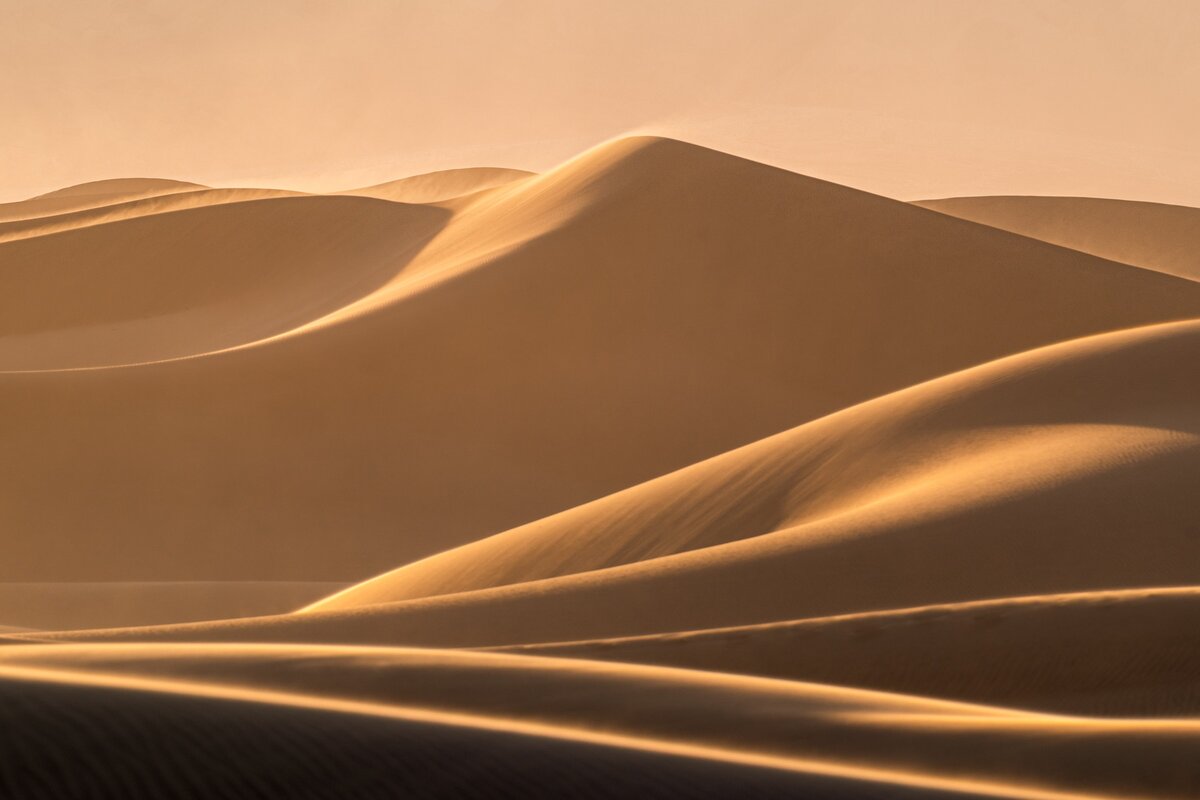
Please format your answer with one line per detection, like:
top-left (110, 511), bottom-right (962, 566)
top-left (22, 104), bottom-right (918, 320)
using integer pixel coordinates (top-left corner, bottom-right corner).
top-left (3, 138), bottom-right (1199, 588)
top-left (3, 137), bottom-right (1199, 797)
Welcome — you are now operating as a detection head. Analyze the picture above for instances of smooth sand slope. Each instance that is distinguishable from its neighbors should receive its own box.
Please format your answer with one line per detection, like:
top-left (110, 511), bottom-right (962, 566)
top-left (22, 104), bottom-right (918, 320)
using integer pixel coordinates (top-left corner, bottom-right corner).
top-left (0, 195), bottom-right (448, 369)
top-left (30, 318), bottom-right (1200, 650)
top-left (0, 671), bottom-right (908, 800)
top-left (0, 645), bottom-right (1197, 800)
top-left (0, 582), bottom-right (347, 631)
top-left (3, 137), bottom-right (1200, 799)
top-left (495, 587), bottom-right (1200, 717)
top-left (916, 196), bottom-right (1200, 282)
top-left (0, 185), bottom-right (304, 243)
top-left (341, 166), bottom-right (533, 203)
top-left (4, 138), bottom-right (1200, 588)
top-left (0, 178), bottom-right (206, 222)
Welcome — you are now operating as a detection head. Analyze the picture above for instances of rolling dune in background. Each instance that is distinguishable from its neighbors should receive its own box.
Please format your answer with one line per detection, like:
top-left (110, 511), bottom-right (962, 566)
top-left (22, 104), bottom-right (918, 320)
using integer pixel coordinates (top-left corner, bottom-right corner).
top-left (3, 137), bottom-right (1199, 798)
top-left (916, 196), bottom-right (1200, 281)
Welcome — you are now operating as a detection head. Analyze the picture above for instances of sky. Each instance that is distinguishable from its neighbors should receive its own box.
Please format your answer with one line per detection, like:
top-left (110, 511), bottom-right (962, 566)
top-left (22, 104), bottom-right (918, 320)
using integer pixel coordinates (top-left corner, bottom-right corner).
top-left (3, 0), bottom-right (1198, 203)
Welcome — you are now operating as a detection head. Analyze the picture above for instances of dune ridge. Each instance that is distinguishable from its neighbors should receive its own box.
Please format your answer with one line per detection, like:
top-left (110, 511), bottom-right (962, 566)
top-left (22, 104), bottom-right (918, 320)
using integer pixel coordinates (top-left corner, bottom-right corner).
top-left (916, 196), bottom-right (1200, 281)
top-left (1, 645), bottom-right (1198, 800)
top-left (23, 318), bottom-right (1200, 657)
top-left (4, 137), bottom-right (1199, 798)
top-left (341, 166), bottom-right (535, 204)
top-left (491, 586), bottom-right (1200, 716)
top-left (3, 138), bottom-right (1200, 586)
top-left (0, 178), bottom-right (207, 222)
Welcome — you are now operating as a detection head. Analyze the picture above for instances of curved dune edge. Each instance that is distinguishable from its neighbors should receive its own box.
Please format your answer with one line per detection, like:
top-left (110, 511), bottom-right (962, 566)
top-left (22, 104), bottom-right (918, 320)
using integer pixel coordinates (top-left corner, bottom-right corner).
top-left (0, 194), bottom-right (451, 370)
top-left (306, 316), bottom-right (1200, 614)
top-left (916, 196), bottom-right (1200, 282)
top-left (5, 137), bottom-right (1200, 590)
top-left (340, 166), bottom-right (535, 204)
top-left (489, 586), bottom-right (1200, 716)
top-left (0, 186), bottom-right (305, 243)
top-left (1, 645), bottom-right (1198, 800)
top-left (0, 178), bottom-right (207, 223)
top-left (0, 675), bottom-right (996, 800)
top-left (21, 318), bottom-right (1200, 645)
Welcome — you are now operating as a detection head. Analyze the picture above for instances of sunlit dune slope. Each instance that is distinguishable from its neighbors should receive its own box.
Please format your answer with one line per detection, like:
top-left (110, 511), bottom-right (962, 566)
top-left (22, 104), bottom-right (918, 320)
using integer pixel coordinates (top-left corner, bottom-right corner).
top-left (1, 645), bottom-right (1198, 800)
top-left (4, 137), bottom-right (1199, 585)
top-left (0, 177), bottom-right (206, 222)
top-left (342, 166), bottom-right (534, 203)
top-left (494, 587), bottom-right (1200, 717)
top-left (37, 318), bottom-right (1200, 645)
top-left (0, 196), bottom-right (448, 369)
top-left (307, 318), bottom-right (1200, 617)
top-left (916, 196), bottom-right (1200, 281)
top-left (0, 671), bottom-right (894, 800)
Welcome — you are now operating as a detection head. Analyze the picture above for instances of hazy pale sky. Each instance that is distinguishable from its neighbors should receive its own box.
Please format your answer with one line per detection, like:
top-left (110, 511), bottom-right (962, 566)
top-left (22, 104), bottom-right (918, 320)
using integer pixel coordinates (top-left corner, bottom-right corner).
top-left (4, 0), bottom-right (1198, 202)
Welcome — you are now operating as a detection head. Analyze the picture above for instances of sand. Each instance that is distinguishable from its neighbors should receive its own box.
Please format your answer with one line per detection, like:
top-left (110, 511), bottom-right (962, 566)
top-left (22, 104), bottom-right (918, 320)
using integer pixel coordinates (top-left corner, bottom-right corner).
top-left (3, 138), bottom-right (1199, 588)
top-left (3, 137), bottom-right (1199, 798)
top-left (0, 582), bottom-right (347, 631)
top-left (917, 196), bottom-right (1200, 282)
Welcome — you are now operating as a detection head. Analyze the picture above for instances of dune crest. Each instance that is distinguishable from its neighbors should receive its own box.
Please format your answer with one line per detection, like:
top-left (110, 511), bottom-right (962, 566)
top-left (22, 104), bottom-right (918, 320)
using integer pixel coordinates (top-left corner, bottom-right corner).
top-left (0, 177), bottom-right (207, 223)
top-left (2, 645), bottom-right (1199, 800)
top-left (341, 167), bottom-right (534, 204)
top-left (3, 138), bottom-right (1200, 591)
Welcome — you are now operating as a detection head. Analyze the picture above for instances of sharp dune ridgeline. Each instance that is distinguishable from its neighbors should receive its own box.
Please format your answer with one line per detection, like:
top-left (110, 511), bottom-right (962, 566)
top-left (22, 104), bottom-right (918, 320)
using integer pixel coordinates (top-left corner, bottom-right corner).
top-left (4, 137), bottom-right (1200, 799)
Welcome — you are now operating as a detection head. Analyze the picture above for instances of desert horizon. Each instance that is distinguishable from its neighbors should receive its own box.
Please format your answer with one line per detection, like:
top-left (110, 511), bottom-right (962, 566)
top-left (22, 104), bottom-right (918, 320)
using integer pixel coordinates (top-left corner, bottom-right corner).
top-left (3, 2), bottom-right (1199, 798)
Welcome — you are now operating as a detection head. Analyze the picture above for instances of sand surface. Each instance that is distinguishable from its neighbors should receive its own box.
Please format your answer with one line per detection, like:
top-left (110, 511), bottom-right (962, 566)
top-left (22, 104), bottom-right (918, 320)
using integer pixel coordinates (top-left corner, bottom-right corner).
top-left (3, 137), bottom-right (1199, 797)
top-left (917, 196), bottom-right (1200, 282)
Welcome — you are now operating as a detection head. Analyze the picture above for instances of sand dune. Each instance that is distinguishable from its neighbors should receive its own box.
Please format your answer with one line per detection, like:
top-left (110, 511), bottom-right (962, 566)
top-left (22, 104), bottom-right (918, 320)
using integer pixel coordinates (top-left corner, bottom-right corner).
top-left (3, 136), bottom-right (1198, 797)
top-left (494, 587), bottom-right (1200, 717)
top-left (342, 166), bottom-right (534, 203)
top-left (0, 178), bottom-right (206, 222)
top-left (916, 196), bottom-right (1200, 281)
top-left (29, 317), bottom-right (1199, 649)
top-left (0, 582), bottom-right (346, 631)
top-left (4, 138), bottom-right (1200, 590)
top-left (0, 195), bottom-right (448, 369)
top-left (2, 645), bottom-right (1198, 800)
top-left (0, 186), bottom-right (304, 243)
top-left (302, 318), bottom-right (1200, 622)
top-left (0, 671), bottom-right (902, 800)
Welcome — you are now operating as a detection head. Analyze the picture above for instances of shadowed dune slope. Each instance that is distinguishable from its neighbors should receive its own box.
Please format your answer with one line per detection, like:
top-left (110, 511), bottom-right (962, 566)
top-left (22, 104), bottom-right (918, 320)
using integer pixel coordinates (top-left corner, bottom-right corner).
top-left (916, 196), bottom-right (1200, 281)
top-left (0, 196), bottom-right (449, 369)
top-left (4, 137), bottom-right (1200, 585)
top-left (0, 178), bottom-right (206, 222)
top-left (1, 645), bottom-right (1198, 800)
top-left (493, 587), bottom-right (1200, 717)
top-left (342, 166), bottom-right (534, 203)
top-left (37, 318), bottom-right (1200, 645)
top-left (0, 672), bottom-right (922, 800)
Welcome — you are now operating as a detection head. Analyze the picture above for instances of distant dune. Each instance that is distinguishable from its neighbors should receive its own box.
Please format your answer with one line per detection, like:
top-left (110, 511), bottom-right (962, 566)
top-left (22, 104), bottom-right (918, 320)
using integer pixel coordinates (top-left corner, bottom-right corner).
top-left (341, 166), bottom-right (534, 203)
top-left (494, 587), bottom-right (1200, 717)
top-left (3, 137), bottom-right (1199, 798)
top-left (917, 196), bottom-right (1200, 281)
top-left (0, 178), bottom-right (207, 222)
